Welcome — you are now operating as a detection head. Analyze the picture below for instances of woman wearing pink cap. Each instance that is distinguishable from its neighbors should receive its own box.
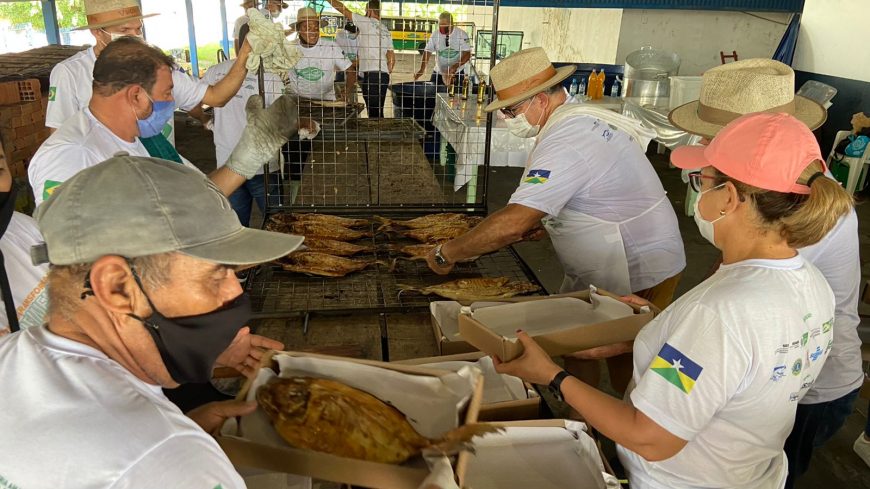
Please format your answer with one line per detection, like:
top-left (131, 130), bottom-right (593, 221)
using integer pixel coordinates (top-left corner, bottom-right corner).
top-left (494, 112), bottom-right (854, 489)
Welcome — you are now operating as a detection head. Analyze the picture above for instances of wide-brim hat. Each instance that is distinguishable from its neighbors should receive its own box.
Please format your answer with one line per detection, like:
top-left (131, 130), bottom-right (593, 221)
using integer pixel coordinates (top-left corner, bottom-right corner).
top-left (484, 47), bottom-right (575, 112)
top-left (73, 0), bottom-right (158, 30)
top-left (294, 7), bottom-right (327, 29)
top-left (668, 58), bottom-right (826, 139)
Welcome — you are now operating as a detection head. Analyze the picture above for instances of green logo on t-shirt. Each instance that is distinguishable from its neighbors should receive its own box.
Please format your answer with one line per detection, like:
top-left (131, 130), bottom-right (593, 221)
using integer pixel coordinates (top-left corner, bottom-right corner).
top-left (43, 180), bottom-right (62, 201)
top-left (48, 86), bottom-right (56, 101)
top-left (161, 122), bottom-right (172, 139)
top-left (438, 47), bottom-right (460, 61)
top-left (295, 66), bottom-right (326, 82)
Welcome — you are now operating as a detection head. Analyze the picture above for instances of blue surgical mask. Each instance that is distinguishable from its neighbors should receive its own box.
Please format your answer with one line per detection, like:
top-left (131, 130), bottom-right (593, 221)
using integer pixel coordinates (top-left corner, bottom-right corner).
top-left (135, 92), bottom-right (175, 138)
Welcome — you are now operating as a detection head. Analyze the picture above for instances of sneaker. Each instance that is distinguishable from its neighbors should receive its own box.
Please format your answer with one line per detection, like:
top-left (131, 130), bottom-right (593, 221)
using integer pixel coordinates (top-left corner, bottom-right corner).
top-left (853, 433), bottom-right (870, 468)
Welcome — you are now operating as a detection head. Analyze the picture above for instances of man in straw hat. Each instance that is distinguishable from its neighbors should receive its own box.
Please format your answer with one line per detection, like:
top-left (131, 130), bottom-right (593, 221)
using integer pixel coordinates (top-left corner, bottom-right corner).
top-left (289, 7), bottom-right (356, 102)
top-left (30, 38), bottom-right (302, 209)
top-left (425, 47), bottom-right (686, 395)
top-left (327, 0), bottom-right (395, 117)
top-left (0, 154), bottom-right (303, 487)
top-left (47, 0), bottom-right (254, 157)
top-left (668, 58), bottom-right (859, 489)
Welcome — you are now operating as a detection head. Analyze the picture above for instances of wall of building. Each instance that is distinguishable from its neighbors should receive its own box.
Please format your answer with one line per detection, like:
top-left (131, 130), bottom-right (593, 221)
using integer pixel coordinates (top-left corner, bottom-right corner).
top-left (615, 9), bottom-right (791, 75)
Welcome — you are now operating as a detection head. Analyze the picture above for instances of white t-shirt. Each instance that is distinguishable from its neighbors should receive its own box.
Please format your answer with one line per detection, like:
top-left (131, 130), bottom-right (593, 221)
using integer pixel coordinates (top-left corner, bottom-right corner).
top-left (46, 47), bottom-right (208, 143)
top-left (286, 40), bottom-right (352, 101)
top-left (0, 212), bottom-right (48, 334)
top-left (0, 326), bottom-right (246, 489)
top-left (28, 108), bottom-right (201, 207)
top-left (424, 27), bottom-right (471, 74)
top-left (508, 110), bottom-right (685, 292)
top-left (618, 255), bottom-right (835, 489)
top-left (204, 59), bottom-right (283, 170)
top-left (351, 13), bottom-right (393, 73)
top-left (798, 209), bottom-right (863, 403)
top-left (335, 30), bottom-right (360, 62)
top-left (233, 14), bottom-right (249, 42)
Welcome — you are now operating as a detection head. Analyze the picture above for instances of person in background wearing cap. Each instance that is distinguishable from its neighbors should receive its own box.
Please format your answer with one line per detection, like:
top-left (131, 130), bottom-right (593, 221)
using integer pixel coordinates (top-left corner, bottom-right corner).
top-left (0, 155), bottom-right (302, 487)
top-left (495, 112), bottom-right (853, 489)
top-left (46, 0), bottom-right (253, 160)
top-left (29, 37), bottom-right (301, 209)
top-left (426, 47), bottom-right (685, 395)
top-left (413, 12), bottom-right (471, 91)
top-left (668, 59), bottom-right (863, 488)
top-left (327, 0), bottom-right (395, 118)
top-left (0, 142), bottom-right (48, 335)
top-left (233, 0), bottom-right (259, 55)
top-left (204, 27), bottom-right (285, 227)
top-left (262, 0), bottom-right (288, 20)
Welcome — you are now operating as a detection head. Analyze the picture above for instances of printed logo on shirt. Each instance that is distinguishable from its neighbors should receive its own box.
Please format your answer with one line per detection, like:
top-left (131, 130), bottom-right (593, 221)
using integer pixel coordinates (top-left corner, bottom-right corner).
top-left (523, 169), bottom-right (551, 185)
top-left (214, 485), bottom-right (224, 489)
top-left (48, 86), bottom-right (57, 101)
top-left (770, 365), bottom-right (786, 382)
top-left (438, 47), bottom-right (460, 61)
top-left (810, 327), bottom-right (821, 339)
top-left (825, 338), bottom-right (833, 353)
top-left (43, 180), bottom-right (62, 201)
top-left (791, 358), bottom-right (802, 376)
top-left (789, 392), bottom-right (800, 402)
top-left (809, 346), bottom-right (823, 362)
top-left (649, 343), bottom-right (703, 394)
top-left (295, 66), bottom-right (326, 82)
top-left (602, 129), bottom-right (614, 142)
top-left (821, 319), bottom-right (833, 334)
top-left (800, 332), bottom-right (808, 347)
top-left (346, 52), bottom-right (358, 61)
top-left (800, 374), bottom-right (814, 390)
top-left (775, 344), bottom-right (790, 354)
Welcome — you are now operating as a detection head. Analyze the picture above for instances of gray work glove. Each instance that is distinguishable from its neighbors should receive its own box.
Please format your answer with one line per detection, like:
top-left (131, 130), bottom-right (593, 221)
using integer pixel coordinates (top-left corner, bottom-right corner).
top-left (226, 94), bottom-right (299, 179)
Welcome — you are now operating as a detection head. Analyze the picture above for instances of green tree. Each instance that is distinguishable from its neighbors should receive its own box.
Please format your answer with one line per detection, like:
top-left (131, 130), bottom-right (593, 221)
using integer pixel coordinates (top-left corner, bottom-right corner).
top-left (0, 0), bottom-right (87, 31)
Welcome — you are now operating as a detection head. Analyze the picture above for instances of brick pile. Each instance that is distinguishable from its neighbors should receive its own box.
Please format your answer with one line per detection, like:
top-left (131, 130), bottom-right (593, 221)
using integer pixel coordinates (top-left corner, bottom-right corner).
top-left (0, 79), bottom-right (51, 178)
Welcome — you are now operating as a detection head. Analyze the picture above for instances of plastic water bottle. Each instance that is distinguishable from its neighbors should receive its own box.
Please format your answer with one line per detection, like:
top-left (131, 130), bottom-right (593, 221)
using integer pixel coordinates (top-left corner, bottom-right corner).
top-left (569, 78), bottom-right (579, 96)
top-left (578, 77), bottom-right (587, 97)
top-left (610, 76), bottom-right (622, 97)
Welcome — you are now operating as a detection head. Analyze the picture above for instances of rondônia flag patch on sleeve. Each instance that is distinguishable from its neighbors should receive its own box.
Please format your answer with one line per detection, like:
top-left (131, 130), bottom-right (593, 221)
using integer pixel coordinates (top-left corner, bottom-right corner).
top-left (649, 342), bottom-right (703, 394)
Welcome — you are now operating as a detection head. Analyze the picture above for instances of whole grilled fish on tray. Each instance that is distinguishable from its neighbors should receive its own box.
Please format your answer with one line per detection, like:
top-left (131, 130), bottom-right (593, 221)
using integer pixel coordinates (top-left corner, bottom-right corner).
top-left (375, 213), bottom-right (483, 230)
top-left (303, 237), bottom-right (374, 257)
top-left (257, 377), bottom-right (501, 464)
top-left (287, 222), bottom-right (372, 242)
top-left (399, 224), bottom-right (471, 244)
top-left (278, 251), bottom-right (393, 277)
top-left (288, 213), bottom-right (371, 228)
top-left (398, 277), bottom-right (541, 301)
top-left (388, 244), bottom-right (478, 263)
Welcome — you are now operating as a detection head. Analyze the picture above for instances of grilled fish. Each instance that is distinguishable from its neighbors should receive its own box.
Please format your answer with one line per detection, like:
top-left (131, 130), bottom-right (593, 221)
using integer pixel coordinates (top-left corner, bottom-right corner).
top-left (289, 213), bottom-right (371, 228)
top-left (388, 244), bottom-right (477, 263)
top-left (279, 251), bottom-right (392, 277)
top-left (398, 277), bottom-right (541, 301)
top-left (288, 222), bottom-right (372, 241)
top-left (257, 377), bottom-right (501, 464)
top-left (400, 224), bottom-right (470, 244)
top-left (375, 213), bottom-right (483, 230)
top-left (303, 238), bottom-right (374, 257)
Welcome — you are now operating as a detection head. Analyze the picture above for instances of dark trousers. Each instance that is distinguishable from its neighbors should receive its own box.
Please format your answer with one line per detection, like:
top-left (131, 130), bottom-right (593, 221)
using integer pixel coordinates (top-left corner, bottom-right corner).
top-left (783, 388), bottom-right (860, 488)
top-left (282, 139), bottom-right (313, 181)
top-left (360, 71), bottom-right (390, 118)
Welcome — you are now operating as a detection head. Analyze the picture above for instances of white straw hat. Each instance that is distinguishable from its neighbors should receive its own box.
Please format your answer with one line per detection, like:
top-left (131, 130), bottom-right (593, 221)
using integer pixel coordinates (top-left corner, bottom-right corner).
top-left (668, 58), bottom-right (826, 139)
top-left (73, 0), bottom-right (158, 31)
top-left (484, 47), bottom-right (575, 112)
top-left (294, 7), bottom-right (327, 29)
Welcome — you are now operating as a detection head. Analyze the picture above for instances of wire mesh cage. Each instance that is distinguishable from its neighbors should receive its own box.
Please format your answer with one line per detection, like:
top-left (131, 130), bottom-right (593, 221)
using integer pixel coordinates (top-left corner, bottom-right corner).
top-left (244, 0), bottom-right (545, 316)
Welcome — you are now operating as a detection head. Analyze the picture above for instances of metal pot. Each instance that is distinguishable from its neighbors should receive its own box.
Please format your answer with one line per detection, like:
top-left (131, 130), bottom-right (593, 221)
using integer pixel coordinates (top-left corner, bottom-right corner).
top-left (623, 46), bottom-right (681, 107)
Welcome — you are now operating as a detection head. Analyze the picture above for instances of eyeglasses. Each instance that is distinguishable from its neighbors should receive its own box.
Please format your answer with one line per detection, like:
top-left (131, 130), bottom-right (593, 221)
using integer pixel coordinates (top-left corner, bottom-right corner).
top-left (688, 171), bottom-right (718, 193)
top-left (500, 98), bottom-right (532, 119)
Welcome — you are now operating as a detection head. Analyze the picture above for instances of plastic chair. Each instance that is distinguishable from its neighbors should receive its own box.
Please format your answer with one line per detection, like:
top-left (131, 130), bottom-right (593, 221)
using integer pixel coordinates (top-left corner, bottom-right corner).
top-left (827, 130), bottom-right (870, 195)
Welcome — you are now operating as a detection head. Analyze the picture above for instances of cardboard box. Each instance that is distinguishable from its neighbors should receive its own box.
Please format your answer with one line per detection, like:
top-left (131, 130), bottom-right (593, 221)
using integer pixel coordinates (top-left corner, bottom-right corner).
top-left (217, 350), bottom-right (484, 489)
top-left (394, 351), bottom-right (544, 422)
top-left (430, 301), bottom-right (479, 355)
top-left (459, 287), bottom-right (658, 362)
top-left (456, 420), bottom-right (612, 489)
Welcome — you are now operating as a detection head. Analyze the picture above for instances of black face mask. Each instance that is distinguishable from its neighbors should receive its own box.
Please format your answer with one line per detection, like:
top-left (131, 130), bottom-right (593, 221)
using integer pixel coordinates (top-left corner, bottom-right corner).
top-left (0, 187), bottom-right (19, 332)
top-left (126, 268), bottom-right (251, 385)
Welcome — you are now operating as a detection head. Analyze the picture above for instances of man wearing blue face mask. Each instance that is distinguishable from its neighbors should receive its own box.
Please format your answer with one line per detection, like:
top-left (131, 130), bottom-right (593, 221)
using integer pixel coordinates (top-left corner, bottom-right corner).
top-left (29, 37), bottom-right (304, 208)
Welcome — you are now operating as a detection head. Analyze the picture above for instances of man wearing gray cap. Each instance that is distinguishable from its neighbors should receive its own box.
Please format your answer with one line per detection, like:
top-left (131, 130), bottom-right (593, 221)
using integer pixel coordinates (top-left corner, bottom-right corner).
top-left (0, 155), bottom-right (302, 487)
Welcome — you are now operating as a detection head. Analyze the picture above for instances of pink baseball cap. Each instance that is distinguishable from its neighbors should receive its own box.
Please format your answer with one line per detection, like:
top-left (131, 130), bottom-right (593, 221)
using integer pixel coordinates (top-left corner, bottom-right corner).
top-left (671, 112), bottom-right (825, 195)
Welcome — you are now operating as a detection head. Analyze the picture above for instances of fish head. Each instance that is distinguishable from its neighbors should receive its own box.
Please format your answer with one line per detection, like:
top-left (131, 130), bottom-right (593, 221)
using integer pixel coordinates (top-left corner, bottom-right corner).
top-left (256, 377), bottom-right (312, 421)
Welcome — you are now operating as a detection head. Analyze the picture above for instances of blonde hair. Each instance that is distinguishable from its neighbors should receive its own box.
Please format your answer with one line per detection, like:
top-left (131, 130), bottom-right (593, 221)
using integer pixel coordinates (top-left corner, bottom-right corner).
top-left (714, 160), bottom-right (853, 248)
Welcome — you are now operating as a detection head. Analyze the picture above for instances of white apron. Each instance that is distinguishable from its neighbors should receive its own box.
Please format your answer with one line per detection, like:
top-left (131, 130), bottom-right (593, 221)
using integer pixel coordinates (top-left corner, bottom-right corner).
top-left (529, 102), bottom-right (663, 295)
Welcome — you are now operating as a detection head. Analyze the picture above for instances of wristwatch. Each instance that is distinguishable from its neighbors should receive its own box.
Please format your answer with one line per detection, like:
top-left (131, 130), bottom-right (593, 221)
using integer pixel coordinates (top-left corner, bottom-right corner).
top-left (548, 370), bottom-right (572, 403)
top-left (433, 244), bottom-right (451, 266)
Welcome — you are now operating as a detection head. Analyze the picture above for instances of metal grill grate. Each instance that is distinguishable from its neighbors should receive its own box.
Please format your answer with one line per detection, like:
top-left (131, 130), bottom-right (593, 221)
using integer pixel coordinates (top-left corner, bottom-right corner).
top-left (247, 214), bottom-right (542, 317)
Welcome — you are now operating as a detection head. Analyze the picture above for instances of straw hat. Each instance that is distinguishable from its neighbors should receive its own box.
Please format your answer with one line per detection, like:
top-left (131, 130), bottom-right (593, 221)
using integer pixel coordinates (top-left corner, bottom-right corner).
top-left (73, 0), bottom-right (158, 31)
top-left (484, 47), bottom-right (575, 112)
top-left (294, 7), bottom-right (327, 29)
top-left (668, 58), bottom-right (826, 139)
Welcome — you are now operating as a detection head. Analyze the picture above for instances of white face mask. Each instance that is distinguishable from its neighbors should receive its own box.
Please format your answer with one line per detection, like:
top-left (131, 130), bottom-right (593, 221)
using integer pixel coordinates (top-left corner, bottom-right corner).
top-left (504, 113), bottom-right (541, 138)
top-left (100, 29), bottom-right (143, 44)
top-left (693, 183), bottom-right (727, 246)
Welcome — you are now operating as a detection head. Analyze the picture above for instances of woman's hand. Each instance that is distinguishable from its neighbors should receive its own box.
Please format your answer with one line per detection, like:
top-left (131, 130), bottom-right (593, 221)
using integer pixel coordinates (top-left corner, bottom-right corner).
top-left (492, 330), bottom-right (562, 385)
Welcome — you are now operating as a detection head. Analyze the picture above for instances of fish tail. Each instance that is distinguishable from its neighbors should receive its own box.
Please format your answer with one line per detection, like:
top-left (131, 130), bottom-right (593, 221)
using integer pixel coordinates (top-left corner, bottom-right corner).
top-left (373, 215), bottom-right (394, 232)
top-left (429, 424), bottom-right (504, 454)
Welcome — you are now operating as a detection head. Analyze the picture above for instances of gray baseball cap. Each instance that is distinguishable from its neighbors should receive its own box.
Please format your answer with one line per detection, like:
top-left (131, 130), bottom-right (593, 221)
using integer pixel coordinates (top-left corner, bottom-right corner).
top-left (33, 154), bottom-right (303, 266)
